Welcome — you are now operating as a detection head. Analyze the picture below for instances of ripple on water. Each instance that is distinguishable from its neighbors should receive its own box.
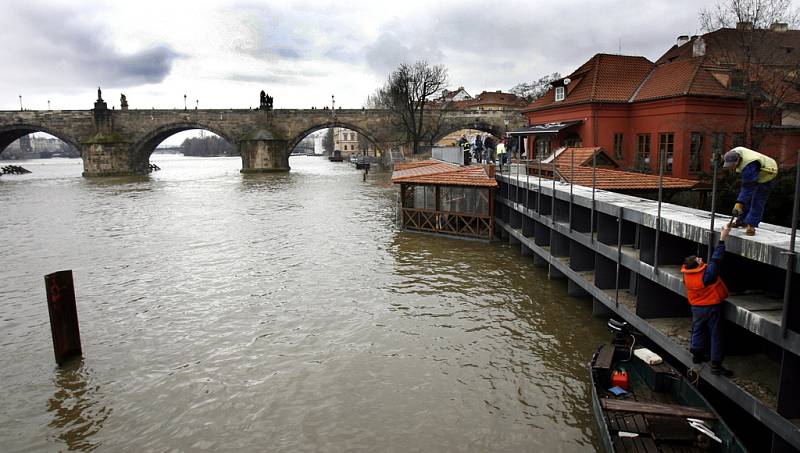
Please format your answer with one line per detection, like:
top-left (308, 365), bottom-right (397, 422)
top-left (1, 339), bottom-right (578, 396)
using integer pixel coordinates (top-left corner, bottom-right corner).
top-left (0, 156), bottom-right (606, 452)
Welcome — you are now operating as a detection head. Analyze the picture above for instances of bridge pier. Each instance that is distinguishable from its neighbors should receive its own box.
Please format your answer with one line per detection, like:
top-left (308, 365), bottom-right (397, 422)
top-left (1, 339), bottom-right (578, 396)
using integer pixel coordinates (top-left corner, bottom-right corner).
top-left (239, 136), bottom-right (290, 173)
top-left (80, 141), bottom-right (146, 177)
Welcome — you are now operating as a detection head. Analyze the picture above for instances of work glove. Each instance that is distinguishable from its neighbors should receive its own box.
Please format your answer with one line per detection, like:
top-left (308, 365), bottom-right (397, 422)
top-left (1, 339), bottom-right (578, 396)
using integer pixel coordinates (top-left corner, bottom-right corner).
top-left (732, 202), bottom-right (744, 216)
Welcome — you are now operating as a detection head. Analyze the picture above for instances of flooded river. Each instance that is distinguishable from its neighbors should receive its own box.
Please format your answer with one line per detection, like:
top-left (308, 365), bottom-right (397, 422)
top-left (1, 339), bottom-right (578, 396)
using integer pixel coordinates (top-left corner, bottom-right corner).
top-left (0, 155), bottom-right (608, 452)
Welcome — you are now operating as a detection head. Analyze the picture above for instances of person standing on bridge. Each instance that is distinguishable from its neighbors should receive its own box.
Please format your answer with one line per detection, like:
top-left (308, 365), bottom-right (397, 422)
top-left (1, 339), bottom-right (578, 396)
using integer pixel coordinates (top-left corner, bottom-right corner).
top-left (458, 135), bottom-right (471, 165)
top-left (722, 146), bottom-right (779, 236)
top-left (474, 134), bottom-right (484, 164)
top-left (680, 223), bottom-right (733, 377)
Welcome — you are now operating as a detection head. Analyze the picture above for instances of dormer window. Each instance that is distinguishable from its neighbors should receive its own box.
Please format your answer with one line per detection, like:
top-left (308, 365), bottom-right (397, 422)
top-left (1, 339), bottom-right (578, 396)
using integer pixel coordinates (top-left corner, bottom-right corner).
top-left (555, 86), bottom-right (565, 102)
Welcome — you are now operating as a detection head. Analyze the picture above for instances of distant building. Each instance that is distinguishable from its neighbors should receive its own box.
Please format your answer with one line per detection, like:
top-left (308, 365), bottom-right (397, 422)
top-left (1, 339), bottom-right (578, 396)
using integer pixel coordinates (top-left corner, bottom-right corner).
top-left (454, 90), bottom-right (527, 111)
top-left (333, 128), bottom-right (376, 156)
top-left (439, 87), bottom-right (472, 102)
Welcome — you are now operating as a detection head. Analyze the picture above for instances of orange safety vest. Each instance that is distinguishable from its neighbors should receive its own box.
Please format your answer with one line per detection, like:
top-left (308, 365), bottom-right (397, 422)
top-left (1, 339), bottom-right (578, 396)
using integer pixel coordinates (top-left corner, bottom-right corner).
top-left (681, 263), bottom-right (729, 306)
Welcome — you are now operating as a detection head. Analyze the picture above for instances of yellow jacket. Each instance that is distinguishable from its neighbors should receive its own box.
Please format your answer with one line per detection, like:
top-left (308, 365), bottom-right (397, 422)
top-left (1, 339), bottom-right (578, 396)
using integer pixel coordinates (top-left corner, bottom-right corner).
top-left (732, 146), bottom-right (778, 183)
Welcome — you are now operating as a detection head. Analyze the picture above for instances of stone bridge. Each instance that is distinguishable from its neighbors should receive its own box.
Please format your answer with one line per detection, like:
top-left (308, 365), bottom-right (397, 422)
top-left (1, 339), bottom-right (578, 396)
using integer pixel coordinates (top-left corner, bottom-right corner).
top-left (0, 95), bottom-right (526, 177)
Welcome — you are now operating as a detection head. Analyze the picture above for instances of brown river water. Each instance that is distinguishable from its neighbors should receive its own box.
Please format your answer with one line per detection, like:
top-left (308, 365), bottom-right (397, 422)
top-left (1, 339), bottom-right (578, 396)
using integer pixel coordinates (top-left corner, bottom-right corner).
top-left (0, 155), bottom-right (608, 452)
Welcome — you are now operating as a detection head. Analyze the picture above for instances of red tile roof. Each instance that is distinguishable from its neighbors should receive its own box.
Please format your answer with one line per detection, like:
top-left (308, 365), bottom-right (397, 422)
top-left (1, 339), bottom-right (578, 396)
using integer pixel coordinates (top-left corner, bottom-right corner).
top-left (531, 165), bottom-right (700, 190)
top-left (392, 160), bottom-right (498, 187)
top-left (525, 54), bottom-right (655, 111)
top-left (551, 147), bottom-right (620, 168)
top-left (525, 52), bottom-right (742, 112)
top-left (656, 28), bottom-right (800, 67)
top-left (530, 147), bottom-right (699, 191)
top-left (454, 90), bottom-right (527, 109)
top-left (633, 59), bottom-right (739, 101)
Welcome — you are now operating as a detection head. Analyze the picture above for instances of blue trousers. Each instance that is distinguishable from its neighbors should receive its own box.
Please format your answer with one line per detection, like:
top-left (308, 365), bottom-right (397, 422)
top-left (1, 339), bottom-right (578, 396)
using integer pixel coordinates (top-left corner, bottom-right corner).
top-left (691, 304), bottom-right (723, 362)
top-left (738, 180), bottom-right (776, 227)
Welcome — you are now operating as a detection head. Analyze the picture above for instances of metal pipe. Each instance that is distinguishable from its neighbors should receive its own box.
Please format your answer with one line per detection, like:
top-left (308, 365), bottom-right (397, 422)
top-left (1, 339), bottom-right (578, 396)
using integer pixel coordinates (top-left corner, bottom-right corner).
top-left (551, 154), bottom-right (556, 222)
top-left (707, 152), bottom-right (720, 262)
top-left (569, 148), bottom-right (574, 232)
top-left (616, 207), bottom-right (624, 310)
top-left (537, 145), bottom-right (542, 213)
top-left (590, 151), bottom-right (597, 242)
top-left (781, 150), bottom-right (800, 338)
top-left (526, 152), bottom-right (530, 211)
top-left (654, 143), bottom-right (666, 274)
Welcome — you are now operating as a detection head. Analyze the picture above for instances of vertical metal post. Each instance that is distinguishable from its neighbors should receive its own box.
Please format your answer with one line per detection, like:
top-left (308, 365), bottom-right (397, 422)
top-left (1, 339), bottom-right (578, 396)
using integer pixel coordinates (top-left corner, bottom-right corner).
top-left (551, 155), bottom-right (556, 222)
top-left (590, 152), bottom-right (597, 242)
top-left (526, 152), bottom-right (530, 211)
top-left (569, 148), bottom-right (574, 232)
top-left (537, 146), bottom-right (542, 213)
top-left (654, 143), bottom-right (666, 274)
top-left (616, 207), bottom-right (624, 310)
top-left (781, 150), bottom-right (800, 338)
top-left (515, 146), bottom-right (520, 205)
top-left (45, 270), bottom-right (82, 366)
top-left (707, 152), bottom-right (720, 262)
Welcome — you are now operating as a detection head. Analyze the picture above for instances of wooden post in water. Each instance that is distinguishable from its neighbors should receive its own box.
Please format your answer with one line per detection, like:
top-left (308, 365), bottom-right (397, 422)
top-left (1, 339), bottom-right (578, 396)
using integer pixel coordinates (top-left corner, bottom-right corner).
top-left (44, 270), bottom-right (82, 365)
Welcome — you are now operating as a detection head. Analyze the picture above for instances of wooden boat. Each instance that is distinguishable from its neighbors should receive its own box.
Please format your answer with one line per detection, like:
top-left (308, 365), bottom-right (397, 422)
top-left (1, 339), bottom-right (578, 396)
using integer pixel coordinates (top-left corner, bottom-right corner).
top-left (328, 150), bottom-right (343, 162)
top-left (590, 319), bottom-right (747, 452)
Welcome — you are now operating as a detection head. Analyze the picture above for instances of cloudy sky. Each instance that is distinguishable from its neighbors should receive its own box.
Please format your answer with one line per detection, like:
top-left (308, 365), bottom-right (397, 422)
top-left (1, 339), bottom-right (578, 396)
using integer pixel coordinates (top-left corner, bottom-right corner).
top-left (1, 0), bottom-right (719, 112)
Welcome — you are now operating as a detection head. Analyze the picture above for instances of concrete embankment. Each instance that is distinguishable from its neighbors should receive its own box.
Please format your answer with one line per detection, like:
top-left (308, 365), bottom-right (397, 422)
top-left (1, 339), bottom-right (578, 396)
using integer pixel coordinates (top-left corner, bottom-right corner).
top-left (495, 167), bottom-right (800, 451)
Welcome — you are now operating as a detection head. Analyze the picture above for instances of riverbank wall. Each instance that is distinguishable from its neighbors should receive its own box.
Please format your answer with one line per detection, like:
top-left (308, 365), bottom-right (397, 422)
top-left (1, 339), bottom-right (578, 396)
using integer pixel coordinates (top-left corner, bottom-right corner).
top-left (494, 165), bottom-right (800, 451)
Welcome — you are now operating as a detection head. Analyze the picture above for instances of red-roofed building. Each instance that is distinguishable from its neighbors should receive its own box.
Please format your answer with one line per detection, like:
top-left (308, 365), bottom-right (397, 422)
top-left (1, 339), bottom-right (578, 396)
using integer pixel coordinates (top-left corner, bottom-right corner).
top-left (454, 90), bottom-right (528, 111)
top-left (392, 160), bottom-right (498, 239)
top-left (517, 29), bottom-right (800, 179)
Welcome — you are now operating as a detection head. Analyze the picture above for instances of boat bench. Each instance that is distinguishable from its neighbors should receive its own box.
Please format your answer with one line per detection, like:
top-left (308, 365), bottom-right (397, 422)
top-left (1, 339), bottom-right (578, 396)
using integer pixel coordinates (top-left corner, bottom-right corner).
top-left (601, 398), bottom-right (716, 420)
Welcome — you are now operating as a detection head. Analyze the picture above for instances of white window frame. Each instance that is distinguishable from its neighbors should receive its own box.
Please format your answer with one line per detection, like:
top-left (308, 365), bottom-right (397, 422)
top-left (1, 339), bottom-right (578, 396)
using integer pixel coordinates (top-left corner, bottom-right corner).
top-left (555, 86), bottom-right (565, 102)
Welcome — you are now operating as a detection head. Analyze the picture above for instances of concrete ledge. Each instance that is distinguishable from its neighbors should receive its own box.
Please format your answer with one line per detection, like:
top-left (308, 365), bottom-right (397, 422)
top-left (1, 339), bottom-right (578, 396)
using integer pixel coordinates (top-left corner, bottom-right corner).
top-left (498, 195), bottom-right (800, 357)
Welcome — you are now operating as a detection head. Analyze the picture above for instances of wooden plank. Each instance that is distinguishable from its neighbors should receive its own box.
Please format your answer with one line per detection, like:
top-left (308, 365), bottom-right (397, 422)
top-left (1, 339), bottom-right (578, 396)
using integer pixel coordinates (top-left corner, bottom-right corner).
top-left (594, 344), bottom-right (614, 370)
top-left (638, 436), bottom-right (659, 453)
top-left (601, 398), bottom-right (716, 420)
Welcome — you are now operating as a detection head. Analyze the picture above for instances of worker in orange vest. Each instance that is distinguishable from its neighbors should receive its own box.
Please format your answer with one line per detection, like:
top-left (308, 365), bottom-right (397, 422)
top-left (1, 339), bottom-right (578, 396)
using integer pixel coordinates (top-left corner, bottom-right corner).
top-left (680, 223), bottom-right (733, 377)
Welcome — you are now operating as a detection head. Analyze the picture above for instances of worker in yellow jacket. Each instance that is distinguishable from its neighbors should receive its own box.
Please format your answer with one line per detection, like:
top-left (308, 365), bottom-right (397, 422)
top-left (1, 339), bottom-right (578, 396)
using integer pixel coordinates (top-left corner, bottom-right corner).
top-left (722, 146), bottom-right (779, 236)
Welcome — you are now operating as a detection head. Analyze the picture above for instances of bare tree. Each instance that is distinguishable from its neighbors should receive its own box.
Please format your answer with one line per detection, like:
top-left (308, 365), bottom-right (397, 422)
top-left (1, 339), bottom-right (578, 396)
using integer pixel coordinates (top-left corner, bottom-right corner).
top-left (509, 73), bottom-right (562, 102)
top-left (322, 128), bottom-right (335, 155)
top-left (370, 61), bottom-right (449, 154)
top-left (699, 0), bottom-right (800, 148)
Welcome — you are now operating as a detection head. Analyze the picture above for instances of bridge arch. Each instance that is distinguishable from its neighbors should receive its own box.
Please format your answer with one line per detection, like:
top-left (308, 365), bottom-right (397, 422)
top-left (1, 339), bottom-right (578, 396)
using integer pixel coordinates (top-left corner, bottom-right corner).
top-left (432, 120), bottom-right (506, 145)
top-left (287, 121), bottom-right (382, 154)
top-left (0, 124), bottom-right (80, 156)
top-left (131, 122), bottom-right (237, 161)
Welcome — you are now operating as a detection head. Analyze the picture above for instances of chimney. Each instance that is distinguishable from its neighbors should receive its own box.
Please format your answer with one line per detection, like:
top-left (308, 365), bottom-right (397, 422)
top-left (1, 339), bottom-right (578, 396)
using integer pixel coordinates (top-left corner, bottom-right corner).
top-left (693, 36), bottom-right (706, 57)
top-left (771, 22), bottom-right (789, 32)
top-left (737, 21), bottom-right (753, 30)
top-left (677, 35), bottom-right (690, 47)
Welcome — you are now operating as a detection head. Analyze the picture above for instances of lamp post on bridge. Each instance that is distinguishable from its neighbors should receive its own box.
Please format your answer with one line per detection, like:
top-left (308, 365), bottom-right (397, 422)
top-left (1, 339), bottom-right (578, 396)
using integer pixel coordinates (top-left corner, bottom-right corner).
top-left (19, 95), bottom-right (22, 111)
top-left (196, 99), bottom-right (199, 110)
top-left (48, 100), bottom-right (51, 111)
top-left (184, 94), bottom-right (187, 111)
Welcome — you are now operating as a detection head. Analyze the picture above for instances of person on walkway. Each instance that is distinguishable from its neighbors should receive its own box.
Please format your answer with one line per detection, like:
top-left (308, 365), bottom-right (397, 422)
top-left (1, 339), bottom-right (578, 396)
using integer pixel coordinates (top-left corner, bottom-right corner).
top-left (496, 139), bottom-right (507, 168)
top-left (484, 136), bottom-right (495, 164)
top-left (680, 223), bottom-right (733, 377)
top-left (722, 146), bottom-right (779, 236)
top-left (474, 134), bottom-right (484, 164)
top-left (461, 140), bottom-right (472, 166)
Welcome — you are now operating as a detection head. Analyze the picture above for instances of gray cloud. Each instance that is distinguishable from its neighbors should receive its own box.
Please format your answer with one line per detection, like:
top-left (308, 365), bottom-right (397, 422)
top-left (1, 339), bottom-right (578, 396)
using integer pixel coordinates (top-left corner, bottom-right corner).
top-left (0, 1), bottom-right (180, 92)
top-left (361, 0), bottom-right (712, 89)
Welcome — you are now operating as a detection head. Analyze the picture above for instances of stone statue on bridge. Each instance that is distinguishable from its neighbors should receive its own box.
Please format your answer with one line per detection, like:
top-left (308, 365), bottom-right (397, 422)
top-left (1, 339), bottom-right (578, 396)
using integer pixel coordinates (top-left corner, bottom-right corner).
top-left (97, 87), bottom-right (103, 102)
top-left (260, 90), bottom-right (273, 111)
top-left (120, 94), bottom-right (128, 111)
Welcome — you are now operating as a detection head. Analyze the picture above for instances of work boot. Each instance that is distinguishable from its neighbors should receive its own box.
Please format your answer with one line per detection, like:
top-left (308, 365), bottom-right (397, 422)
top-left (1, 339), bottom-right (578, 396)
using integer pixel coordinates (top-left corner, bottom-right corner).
top-left (746, 225), bottom-right (756, 236)
top-left (711, 361), bottom-right (734, 377)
